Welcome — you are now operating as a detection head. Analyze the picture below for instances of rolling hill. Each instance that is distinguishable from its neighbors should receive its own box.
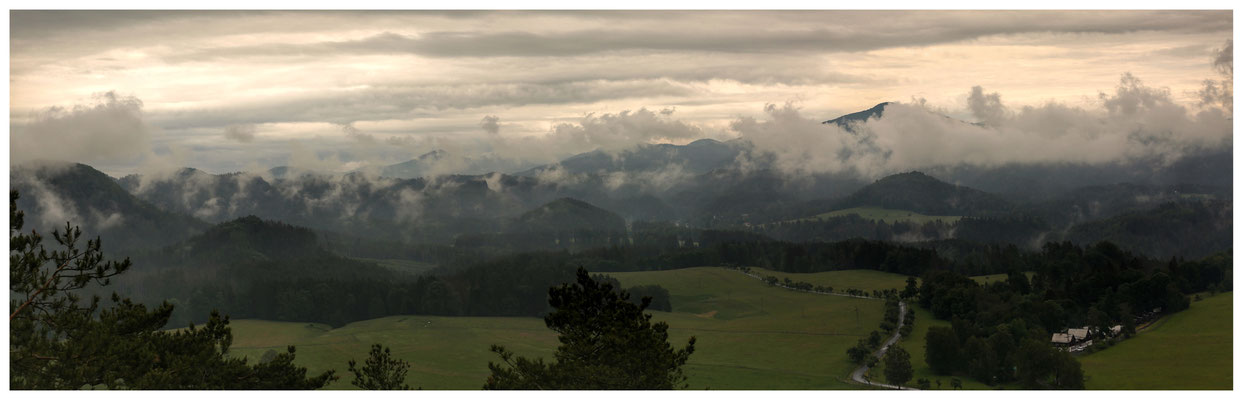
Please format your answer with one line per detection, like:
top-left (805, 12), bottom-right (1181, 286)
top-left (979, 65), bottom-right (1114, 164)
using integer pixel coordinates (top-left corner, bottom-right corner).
top-left (1063, 199), bottom-right (1232, 259)
top-left (512, 197), bottom-right (626, 233)
top-left (829, 171), bottom-right (1012, 217)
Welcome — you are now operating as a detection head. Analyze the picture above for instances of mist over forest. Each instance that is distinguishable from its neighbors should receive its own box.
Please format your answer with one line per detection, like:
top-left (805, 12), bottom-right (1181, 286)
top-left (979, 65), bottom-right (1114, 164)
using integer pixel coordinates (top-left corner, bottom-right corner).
top-left (7, 10), bottom-right (1233, 391)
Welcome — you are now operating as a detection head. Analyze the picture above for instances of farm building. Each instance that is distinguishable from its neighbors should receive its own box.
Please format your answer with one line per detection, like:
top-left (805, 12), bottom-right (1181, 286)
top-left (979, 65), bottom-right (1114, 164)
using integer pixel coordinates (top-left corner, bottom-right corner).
top-left (1051, 333), bottom-right (1074, 345)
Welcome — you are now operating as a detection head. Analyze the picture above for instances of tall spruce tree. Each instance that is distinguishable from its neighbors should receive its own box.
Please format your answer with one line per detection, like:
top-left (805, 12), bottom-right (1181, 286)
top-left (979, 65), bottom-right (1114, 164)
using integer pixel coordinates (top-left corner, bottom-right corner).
top-left (348, 344), bottom-right (413, 390)
top-left (485, 267), bottom-right (696, 389)
top-left (9, 191), bottom-right (336, 389)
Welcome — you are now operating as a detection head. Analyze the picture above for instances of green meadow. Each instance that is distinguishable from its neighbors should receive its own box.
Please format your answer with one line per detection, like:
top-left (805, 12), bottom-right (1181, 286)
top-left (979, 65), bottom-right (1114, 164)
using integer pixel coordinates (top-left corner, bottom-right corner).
top-left (801, 207), bottom-right (962, 225)
top-left (229, 267), bottom-right (886, 389)
top-left (1079, 292), bottom-right (1233, 390)
top-left (967, 272), bottom-right (1033, 285)
top-left (353, 257), bottom-right (439, 276)
top-left (748, 267), bottom-right (913, 293)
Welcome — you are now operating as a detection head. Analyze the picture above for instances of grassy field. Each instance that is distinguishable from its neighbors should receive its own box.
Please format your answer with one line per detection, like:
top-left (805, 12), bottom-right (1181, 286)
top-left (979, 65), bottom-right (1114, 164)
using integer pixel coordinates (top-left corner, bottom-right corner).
top-left (800, 207), bottom-right (961, 225)
top-left (751, 268), bottom-right (1027, 294)
top-left (748, 267), bottom-right (914, 293)
top-left (228, 316), bottom-right (558, 389)
top-left (353, 257), bottom-right (438, 276)
top-left (1079, 292), bottom-right (1233, 389)
top-left (228, 267), bottom-right (885, 389)
top-left (967, 272), bottom-right (1034, 285)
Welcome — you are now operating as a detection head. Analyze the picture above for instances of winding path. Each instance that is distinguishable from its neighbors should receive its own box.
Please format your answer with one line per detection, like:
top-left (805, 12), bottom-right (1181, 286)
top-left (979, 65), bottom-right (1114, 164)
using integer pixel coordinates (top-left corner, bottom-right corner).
top-left (730, 269), bottom-right (918, 390)
top-left (848, 300), bottom-right (918, 390)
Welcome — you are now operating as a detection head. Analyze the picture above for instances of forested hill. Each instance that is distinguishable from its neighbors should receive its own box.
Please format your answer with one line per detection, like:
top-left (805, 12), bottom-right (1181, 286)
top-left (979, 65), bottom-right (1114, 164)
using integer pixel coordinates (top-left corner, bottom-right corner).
top-left (1064, 199), bottom-right (1232, 260)
top-left (132, 215), bottom-right (390, 279)
top-left (10, 161), bottom-right (209, 253)
top-left (831, 171), bottom-right (1012, 216)
top-left (1021, 182), bottom-right (1231, 227)
top-left (114, 216), bottom-right (398, 327)
top-left (156, 215), bottom-right (324, 264)
top-left (512, 197), bottom-right (626, 233)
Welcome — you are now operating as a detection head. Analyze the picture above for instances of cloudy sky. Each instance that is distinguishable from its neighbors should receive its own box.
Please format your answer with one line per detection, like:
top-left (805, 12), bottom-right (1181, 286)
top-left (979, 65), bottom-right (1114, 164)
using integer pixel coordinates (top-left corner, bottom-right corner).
top-left (8, 10), bottom-right (1234, 177)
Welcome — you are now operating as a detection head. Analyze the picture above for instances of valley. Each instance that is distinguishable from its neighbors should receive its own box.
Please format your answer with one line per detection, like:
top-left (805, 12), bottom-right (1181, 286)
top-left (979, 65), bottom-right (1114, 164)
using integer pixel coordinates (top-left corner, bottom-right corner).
top-left (9, 95), bottom-right (1233, 391)
top-left (228, 267), bottom-right (886, 389)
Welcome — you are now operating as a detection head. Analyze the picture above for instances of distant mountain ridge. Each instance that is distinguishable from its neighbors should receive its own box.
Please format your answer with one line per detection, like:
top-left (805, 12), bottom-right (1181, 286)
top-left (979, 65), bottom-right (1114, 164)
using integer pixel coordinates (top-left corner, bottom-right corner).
top-left (11, 161), bottom-right (210, 253)
top-left (375, 150), bottom-right (540, 179)
top-left (1064, 199), bottom-right (1232, 259)
top-left (519, 138), bottom-right (746, 177)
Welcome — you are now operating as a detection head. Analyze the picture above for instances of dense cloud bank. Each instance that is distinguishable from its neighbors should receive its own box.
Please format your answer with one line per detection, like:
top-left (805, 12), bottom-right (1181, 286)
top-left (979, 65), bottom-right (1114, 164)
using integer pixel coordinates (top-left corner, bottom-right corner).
top-left (10, 92), bottom-right (151, 165)
top-left (10, 72), bottom-right (1232, 187)
top-left (10, 11), bottom-right (1232, 179)
top-left (730, 72), bottom-right (1230, 179)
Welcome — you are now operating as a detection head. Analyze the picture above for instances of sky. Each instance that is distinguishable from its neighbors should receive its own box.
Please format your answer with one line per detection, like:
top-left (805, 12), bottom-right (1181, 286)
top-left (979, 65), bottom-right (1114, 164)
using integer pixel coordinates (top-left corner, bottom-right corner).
top-left (7, 10), bottom-right (1235, 177)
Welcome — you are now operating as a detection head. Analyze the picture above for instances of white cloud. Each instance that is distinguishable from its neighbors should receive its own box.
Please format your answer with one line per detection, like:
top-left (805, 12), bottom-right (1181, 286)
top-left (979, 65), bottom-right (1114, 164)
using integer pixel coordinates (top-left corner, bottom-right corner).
top-left (734, 73), bottom-right (1232, 179)
top-left (7, 11), bottom-right (1233, 178)
top-left (10, 92), bottom-right (151, 165)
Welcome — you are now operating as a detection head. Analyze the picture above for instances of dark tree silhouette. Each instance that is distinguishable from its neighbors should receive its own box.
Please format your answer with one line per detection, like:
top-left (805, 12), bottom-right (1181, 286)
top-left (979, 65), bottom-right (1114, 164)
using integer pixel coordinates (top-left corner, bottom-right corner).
top-left (348, 344), bottom-right (413, 390)
top-left (883, 345), bottom-right (914, 389)
top-left (485, 267), bottom-right (696, 389)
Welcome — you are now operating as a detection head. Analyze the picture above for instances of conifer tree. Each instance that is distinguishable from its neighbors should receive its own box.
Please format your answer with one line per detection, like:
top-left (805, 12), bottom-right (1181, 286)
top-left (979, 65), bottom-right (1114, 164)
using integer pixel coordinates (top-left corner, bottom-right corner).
top-left (348, 344), bottom-right (413, 390)
top-left (485, 267), bottom-right (696, 389)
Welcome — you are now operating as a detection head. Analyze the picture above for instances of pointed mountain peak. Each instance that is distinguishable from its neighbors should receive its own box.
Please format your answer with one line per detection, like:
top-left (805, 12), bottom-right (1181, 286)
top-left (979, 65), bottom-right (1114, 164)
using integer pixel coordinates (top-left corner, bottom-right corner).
top-left (823, 102), bottom-right (892, 127)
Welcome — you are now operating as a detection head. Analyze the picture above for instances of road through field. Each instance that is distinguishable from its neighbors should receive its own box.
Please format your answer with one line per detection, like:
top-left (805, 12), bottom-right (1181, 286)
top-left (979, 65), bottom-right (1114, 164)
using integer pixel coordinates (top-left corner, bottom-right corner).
top-left (731, 268), bottom-right (917, 390)
top-left (849, 301), bottom-right (918, 390)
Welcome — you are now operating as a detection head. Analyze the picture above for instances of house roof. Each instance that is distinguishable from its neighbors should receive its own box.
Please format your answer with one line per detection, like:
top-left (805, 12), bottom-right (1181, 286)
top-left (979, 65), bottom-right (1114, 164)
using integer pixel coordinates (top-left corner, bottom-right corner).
top-left (1051, 333), bottom-right (1073, 344)
top-left (1067, 328), bottom-right (1089, 339)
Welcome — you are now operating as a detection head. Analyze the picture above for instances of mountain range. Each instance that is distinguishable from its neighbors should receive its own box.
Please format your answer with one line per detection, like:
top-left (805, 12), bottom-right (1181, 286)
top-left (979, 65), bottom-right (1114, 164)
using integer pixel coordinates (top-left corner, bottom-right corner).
top-left (9, 102), bottom-right (1232, 261)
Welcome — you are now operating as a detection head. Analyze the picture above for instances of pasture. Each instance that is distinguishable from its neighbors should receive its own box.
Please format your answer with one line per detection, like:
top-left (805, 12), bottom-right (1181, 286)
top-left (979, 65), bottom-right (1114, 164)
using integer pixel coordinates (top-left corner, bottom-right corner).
top-left (353, 257), bottom-right (439, 276)
top-left (1078, 292), bottom-right (1233, 389)
top-left (747, 267), bottom-right (913, 293)
top-left (228, 267), bottom-right (885, 389)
